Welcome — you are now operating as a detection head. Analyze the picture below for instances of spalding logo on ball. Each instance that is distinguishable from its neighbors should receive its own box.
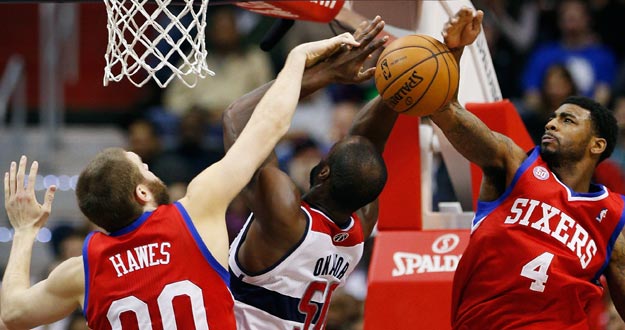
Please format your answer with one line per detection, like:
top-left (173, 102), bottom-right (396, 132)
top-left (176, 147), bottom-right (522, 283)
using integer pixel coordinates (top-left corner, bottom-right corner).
top-left (375, 34), bottom-right (459, 117)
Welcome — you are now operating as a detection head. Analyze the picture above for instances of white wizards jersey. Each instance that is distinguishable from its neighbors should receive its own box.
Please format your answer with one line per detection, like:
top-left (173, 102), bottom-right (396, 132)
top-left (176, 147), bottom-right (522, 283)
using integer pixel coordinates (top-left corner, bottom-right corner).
top-left (229, 201), bottom-right (365, 330)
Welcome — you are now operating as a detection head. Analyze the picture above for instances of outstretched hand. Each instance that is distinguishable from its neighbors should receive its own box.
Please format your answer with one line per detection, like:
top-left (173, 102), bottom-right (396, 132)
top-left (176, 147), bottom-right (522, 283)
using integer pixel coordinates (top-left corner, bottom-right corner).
top-left (442, 7), bottom-right (483, 51)
top-left (4, 156), bottom-right (56, 232)
top-left (294, 32), bottom-right (360, 68)
top-left (313, 16), bottom-right (387, 85)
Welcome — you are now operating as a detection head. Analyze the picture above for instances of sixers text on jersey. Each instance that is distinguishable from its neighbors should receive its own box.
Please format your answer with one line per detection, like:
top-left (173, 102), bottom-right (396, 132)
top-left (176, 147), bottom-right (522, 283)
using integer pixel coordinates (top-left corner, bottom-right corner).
top-left (503, 198), bottom-right (597, 268)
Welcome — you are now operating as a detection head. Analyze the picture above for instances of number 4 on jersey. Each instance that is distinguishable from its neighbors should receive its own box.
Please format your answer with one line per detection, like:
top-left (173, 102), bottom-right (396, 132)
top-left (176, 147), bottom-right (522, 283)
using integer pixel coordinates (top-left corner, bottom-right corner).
top-left (520, 252), bottom-right (554, 292)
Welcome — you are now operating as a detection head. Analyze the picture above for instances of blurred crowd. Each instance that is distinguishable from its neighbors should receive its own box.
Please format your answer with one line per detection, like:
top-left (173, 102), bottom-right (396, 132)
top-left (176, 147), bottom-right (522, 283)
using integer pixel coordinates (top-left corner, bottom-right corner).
top-left (27, 1), bottom-right (625, 329)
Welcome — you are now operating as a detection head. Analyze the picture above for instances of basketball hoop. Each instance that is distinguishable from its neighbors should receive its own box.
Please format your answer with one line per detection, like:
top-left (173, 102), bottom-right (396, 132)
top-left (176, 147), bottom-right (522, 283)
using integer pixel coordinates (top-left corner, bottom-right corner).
top-left (102, 0), bottom-right (213, 88)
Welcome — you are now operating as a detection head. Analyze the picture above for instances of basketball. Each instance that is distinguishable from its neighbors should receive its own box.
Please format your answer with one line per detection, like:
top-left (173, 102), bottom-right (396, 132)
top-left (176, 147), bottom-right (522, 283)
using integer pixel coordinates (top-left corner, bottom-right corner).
top-left (374, 34), bottom-right (459, 116)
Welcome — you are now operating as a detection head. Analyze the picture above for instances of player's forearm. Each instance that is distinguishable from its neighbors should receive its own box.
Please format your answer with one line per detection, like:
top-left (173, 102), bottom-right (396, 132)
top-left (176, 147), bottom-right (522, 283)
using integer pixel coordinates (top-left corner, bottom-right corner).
top-left (1, 229), bottom-right (38, 325)
top-left (430, 101), bottom-right (507, 169)
top-left (607, 269), bottom-right (625, 322)
top-left (252, 51), bottom-right (307, 137)
top-left (348, 96), bottom-right (398, 153)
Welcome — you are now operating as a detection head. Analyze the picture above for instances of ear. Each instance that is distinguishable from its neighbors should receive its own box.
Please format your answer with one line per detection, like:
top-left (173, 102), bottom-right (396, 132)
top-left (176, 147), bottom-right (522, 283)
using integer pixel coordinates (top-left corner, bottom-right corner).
top-left (589, 137), bottom-right (607, 158)
top-left (318, 164), bottom-right (330, 180)
top-left (135, 183), bottom-right (152, 205)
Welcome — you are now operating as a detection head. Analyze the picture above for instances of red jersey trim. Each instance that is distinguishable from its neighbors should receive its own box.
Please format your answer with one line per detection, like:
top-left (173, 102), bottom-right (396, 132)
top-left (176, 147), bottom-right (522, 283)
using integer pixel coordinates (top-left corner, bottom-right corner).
top-left (302, 202), bottom-right (364, 247)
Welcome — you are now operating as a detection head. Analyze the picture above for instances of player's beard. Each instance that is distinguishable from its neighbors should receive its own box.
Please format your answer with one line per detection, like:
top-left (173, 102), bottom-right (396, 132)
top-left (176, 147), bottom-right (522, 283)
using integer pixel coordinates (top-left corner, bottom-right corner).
top-left (539, 146), bottom-right (561, 168)
top-left (146, 179), bottom-right (170, 206)
top-left (540, 141), bottom-right (586, 170)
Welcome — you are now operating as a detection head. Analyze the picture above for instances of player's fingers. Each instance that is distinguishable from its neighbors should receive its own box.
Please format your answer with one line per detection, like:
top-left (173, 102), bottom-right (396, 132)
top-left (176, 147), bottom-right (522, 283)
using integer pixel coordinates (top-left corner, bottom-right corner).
top-left (363, 16), bottom-right (382, 36)
top-left (358, 67), bottom-right (376, 82)
top-left (4, 172), bottom-right (9, 207)
top-left (472, 10), bottom-right (484, 31)
top-left (27, 161), bottom-right (38, 194)
top-left (352, 19), bottom-right (368, 39)
top-left (339, 32), bottom-right (359, 47)
top-left (9, 161), bottom-right (16, 196)
top-left (367, 35), bottom-right (388, 54)
top-left (356, 17), bottom-right (382, 45)
top-left (16, 155), bottom-right (26, 193)
top-left (43, 185), bottom-right (56, 214)
top-left (442, 21), bottom-right (452, 34)
top-left (459, 7), bottom-right (473, 18)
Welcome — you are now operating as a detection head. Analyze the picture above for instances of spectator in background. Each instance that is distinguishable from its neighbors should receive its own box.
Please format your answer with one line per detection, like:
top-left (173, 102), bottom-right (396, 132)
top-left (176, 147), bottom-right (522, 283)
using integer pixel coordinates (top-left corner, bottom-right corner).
top-left (127, 119), bottom-right (163, 168)
top-left (325, 288), bottom-right (364, 330)
top-left (328, 101), bottom-right (361, 146)
top-left (163, 108), bottom-right (223, 179)
top-left (163, 7), bottom-right (273, 125)
top-left (607, 68), bottom-right (625, 180)
top-left (286, 136), bottom-right (324, 193)
top-left (45, 225), bottom-right (90, 277)
top-left (479, 0), bottom-right (539, 97)
top-left (480, 0), bottom-right (539, 53)
top-left (521, 64), bottom-right (579, 144)
top-left (522, 0), bottom-right (617, 108)
top-left (590, 0), bottom-right (625, 60)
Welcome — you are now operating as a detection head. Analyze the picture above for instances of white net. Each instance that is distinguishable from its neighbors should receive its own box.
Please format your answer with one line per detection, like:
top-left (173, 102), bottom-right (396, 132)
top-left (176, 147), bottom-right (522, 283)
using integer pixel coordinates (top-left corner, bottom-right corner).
top-left (103, 0), bottom-right (214, 88)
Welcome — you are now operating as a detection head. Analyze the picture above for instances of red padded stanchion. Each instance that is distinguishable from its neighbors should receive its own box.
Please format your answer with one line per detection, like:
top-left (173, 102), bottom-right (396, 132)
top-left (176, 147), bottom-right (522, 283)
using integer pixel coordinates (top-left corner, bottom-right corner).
top-left (378, 115), bottom-right (422, 230)
top-left (364, 230), bottom-right (470, 330)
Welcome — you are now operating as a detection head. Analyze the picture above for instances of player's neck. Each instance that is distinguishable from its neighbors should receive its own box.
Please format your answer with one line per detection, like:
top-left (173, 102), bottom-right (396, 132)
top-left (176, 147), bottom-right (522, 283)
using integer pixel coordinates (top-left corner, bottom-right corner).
top-left (303, 197), bottom-right (352, 227)
top-left (142, 203), bottom-right (159, 213)
top-left (550, 162), bottom-right (595, 193)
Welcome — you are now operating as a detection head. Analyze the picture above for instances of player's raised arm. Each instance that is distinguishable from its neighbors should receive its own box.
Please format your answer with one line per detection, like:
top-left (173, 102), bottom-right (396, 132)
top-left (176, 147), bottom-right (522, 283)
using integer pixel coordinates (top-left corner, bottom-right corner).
top-left (1, 156), bottom-right (84, 329)
top-left (223, 17), bottom-right (386, 155)
top-left (179, 33), bottom-right (361, 221)
top-left (429, 8), bottom-right (526, 186)
top-left (220, 18), bottom-right (387, 243)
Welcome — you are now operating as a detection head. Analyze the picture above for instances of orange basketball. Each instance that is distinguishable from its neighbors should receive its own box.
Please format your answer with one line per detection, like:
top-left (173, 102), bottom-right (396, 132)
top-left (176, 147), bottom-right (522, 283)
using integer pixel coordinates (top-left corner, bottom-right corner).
top-left (375, 35), bottom-right (459, 116)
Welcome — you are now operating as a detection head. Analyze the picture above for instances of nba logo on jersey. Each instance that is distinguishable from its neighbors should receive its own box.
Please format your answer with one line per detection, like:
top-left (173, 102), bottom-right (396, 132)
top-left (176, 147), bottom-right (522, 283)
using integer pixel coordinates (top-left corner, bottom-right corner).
top-left (533, 166), bottom-right (550, 180)
top-left (596, 208), bottom-right (608, 222)
top-left (333, 232), bottom-right (350, 242)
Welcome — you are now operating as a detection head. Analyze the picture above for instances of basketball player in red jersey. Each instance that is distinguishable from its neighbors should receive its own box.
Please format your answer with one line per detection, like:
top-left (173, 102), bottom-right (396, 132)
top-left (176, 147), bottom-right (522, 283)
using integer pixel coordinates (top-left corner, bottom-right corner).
top-left (437, 8), bottom-right (625, 329)
top-left (223, 17), bottom-right (397, 330)
top-left (0, 33), bottom-right (362, 330)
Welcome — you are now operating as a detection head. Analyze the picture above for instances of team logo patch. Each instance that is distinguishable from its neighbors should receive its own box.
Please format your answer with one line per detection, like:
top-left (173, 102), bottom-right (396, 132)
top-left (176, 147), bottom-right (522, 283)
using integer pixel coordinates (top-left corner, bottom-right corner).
top-left (333, 232), bottom-right (349, 242)
top-left (533, 166), bottom-right (550, 180)
top-left (596, 208), bottom-right (608, 222)
top-left (432, 233), bottom-right (460, 254)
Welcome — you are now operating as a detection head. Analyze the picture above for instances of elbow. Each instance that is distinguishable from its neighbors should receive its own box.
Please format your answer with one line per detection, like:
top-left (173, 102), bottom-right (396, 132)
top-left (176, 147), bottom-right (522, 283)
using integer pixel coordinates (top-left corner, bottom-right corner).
top-left (273, 112), bottom-right (291, 139)
top-left (2, 309), bottom-right (26, 330)
top-left (1, 295), bottom-right (30, 330)
top-left (222, 101), bottom-right (238, 127)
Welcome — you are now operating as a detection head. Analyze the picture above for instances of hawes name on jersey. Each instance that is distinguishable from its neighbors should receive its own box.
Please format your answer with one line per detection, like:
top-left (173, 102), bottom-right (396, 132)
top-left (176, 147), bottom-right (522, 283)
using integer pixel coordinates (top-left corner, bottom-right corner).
top-left (504, 198), bottom-right (597, 269)
top-left (109, 242), bottom-right (171, 277)
top-left (313, 254), bottom-right (350, 280)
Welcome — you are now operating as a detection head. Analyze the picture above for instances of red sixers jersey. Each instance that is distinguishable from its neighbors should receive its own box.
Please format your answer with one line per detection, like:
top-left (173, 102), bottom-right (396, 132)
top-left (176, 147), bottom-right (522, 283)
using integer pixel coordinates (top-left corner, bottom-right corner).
top-left (83, 202), bottom-right (236, 330)
top-left (452, 147), bottom-right (625, 329)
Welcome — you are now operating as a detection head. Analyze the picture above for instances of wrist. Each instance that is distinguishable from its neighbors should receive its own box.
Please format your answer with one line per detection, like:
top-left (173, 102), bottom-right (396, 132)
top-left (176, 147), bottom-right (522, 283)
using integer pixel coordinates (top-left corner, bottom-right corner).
top-left (302, 65), bottom-right (332, 95)
top-left (12, 227), bottom-right (40, 240)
